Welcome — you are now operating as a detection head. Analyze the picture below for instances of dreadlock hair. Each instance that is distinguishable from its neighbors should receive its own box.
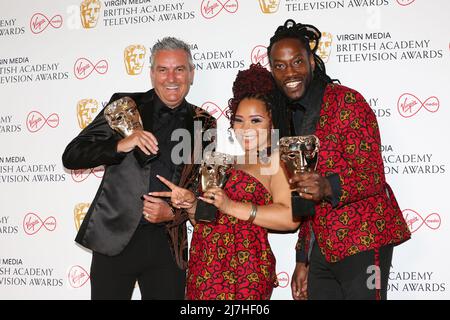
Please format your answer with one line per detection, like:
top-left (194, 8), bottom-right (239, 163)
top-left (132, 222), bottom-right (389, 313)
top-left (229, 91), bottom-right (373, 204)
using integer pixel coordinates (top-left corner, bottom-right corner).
top-left (267, 19), bottom-right (339, 138)
top-left (226, 63), bottom-right (279, 129)
top-left (267, 19), bottom-right (333, 84)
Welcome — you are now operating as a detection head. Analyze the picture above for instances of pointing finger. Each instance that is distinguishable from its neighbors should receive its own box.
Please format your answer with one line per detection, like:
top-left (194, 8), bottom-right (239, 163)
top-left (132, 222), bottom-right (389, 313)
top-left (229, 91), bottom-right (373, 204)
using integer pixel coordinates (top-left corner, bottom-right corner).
top-left (143, 194), bottom-right (164, 203)
top-left (156, 175), bottom-right (177, 190)
top-left (148, 191), bottom-right (172, 198)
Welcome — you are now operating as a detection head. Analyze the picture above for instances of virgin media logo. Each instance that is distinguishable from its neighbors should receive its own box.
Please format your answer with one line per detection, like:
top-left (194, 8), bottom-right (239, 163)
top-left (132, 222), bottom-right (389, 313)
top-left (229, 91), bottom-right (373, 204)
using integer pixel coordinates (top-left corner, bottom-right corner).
top-left (30, 13), bottom-right (63, 34)
top-left (397, 93), bottom-right (439, 118)
top-left (201, 0), bottom-right (239, 19)
top-left (403, 209), bottom-right (441, 233)
top-left (201, 101), bottom-right (229, 120)
top-left (71, 166), bottom-right (104, 183)
top-left (23, 212), bottom-right (56, 235)
top-left (251, 45), bottom-right (270, 68)
top-left (277, 271), bottom-right (289, 288)
top-left (396, 0), bottom-right (416, 6)
top-left (74, 58), bottom-right (108, 80)
top-left (26, 111), bottom-right (59, 133)
top-left (68, 265), bottom-right (90, 288)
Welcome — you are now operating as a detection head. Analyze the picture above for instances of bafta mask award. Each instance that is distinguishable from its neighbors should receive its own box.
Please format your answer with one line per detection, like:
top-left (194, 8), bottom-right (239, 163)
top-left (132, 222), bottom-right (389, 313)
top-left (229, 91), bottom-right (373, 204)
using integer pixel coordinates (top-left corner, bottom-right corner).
top-left (280, 135), bottom-right (320, 218)
top-left (195, 151), bottom-right (234, 222)
top-left (124, 45), bottom-right (147, 75)
top-left (104, 96), bottom-right (156, 167)
top-left (77, 99), bottom-right (98, 129)
top-left (80, 0), bottom-right (101, 29)
top-left (74, 203), bottom-right (90, 232)
top-left (258, 0), bottom-right (280, 14)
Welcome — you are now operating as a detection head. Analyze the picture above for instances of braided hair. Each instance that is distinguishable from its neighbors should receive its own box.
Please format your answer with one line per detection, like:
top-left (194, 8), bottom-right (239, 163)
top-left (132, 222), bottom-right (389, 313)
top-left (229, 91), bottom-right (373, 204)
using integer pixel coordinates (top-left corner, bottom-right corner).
top-left (267, 19), bottom-right (339, 137)
top-left (226, 63), bottom-right (278, 128)
top-left (267, 19), bottom-right (333, 83)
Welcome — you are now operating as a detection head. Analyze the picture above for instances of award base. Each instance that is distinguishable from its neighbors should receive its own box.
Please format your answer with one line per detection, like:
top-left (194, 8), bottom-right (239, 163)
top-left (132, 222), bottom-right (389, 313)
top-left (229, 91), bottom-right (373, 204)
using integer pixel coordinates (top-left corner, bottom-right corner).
top-left (134, 148), bottom-right (158, 168)
top-left (292, 191), bottom-right (316, 219)
top-left (195, 199), bottom-right (218, 223)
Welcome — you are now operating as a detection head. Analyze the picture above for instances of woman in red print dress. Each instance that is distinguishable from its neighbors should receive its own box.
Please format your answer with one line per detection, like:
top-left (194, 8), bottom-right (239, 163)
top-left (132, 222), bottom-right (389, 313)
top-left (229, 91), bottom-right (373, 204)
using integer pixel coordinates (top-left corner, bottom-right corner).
top-left (152, 64), bottom-right (299, 300)
top-left (188, 64), bottom-right (299, 300)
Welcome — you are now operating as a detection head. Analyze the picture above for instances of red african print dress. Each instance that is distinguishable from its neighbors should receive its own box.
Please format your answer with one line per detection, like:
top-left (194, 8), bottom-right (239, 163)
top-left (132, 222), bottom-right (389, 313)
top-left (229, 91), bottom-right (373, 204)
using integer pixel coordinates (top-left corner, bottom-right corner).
top-left (186, 168), bottom-right (278, 300)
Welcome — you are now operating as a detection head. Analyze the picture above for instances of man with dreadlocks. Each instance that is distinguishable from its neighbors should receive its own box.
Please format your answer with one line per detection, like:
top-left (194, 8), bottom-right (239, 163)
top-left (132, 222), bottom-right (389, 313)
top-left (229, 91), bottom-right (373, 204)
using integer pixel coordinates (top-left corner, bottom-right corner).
top-left (267, 19), bottom-right (410, 300)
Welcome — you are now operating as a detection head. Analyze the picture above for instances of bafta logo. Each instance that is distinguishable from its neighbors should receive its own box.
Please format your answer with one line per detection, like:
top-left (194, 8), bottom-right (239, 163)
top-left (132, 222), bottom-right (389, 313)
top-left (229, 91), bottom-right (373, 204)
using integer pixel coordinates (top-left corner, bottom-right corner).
top-left (74, 203), bottom-right (90, 231)
top-left (258, 0), bottom-right (280, 13)
top-left (280, 135), bottom-right (320, 218)
top-left (316, 32), bottom-right (333, 63)
top-left (104, 96), bottom-right (156, 167)
top-left (195, 151), bottom-right (234, 222)
top-left (200, 151), bottom-right (233, 192)
top-left (280, 135), bottom-right (320, 177)
top-left (80, 0), bottom-right (101, 29)
top-left (77, 99), bottom-right (99, 129)
top-left (104, 96), bottom-right (143, 136)
top-left (124, 45), bottom-right (147, 75)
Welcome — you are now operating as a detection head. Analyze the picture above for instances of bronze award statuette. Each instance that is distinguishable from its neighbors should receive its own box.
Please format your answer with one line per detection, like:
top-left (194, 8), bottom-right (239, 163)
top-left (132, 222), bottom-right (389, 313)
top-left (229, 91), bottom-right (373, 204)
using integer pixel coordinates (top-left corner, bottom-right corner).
top-left (104, 96), bottom-right (157, 167)
top-left (195, 151), bottom-right (234, 222)
top-left (280, 135), bottom-right (320, 218)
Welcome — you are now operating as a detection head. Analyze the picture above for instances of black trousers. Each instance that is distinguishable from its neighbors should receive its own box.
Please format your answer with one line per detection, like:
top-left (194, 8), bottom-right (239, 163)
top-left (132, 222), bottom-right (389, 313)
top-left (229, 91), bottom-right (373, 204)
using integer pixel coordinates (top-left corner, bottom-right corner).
top-left (308, 242), bottom-right (393, 300)
top-left (90, 224), bottom-right (186, 300)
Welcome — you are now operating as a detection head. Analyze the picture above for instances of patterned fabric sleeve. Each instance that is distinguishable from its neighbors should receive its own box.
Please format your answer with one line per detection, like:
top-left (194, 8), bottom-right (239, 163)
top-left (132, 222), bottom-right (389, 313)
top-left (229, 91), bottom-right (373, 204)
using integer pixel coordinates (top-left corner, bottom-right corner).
top-left (165, 107), bottom-right (216, 269)
top-left (295, 220), bottom-right (312, 263)
top-left (167, 106), bottom-right (217, 228)
top-left (322, 87), bottom-right (386, 208)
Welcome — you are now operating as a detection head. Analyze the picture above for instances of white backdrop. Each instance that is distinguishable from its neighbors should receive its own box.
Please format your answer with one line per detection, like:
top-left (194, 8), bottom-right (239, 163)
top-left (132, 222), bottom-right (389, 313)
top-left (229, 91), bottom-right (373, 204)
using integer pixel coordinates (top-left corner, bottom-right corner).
top-left (0, 0), bottom-right (449, 300)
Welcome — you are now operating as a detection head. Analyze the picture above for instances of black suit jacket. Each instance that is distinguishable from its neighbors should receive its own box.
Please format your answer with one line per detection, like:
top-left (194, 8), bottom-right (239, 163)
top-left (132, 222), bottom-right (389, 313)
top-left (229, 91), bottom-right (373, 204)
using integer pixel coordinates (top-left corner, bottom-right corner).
top-left (62, 90), bottom-right (215, 262)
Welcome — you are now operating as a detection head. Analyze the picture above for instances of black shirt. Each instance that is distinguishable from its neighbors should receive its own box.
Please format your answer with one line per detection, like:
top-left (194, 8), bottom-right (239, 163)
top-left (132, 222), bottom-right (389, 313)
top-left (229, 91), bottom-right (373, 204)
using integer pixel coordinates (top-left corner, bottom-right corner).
top-left (141, 94), bottom-right (189, 225)
top-left (290, 75), bottom-right (327, 136)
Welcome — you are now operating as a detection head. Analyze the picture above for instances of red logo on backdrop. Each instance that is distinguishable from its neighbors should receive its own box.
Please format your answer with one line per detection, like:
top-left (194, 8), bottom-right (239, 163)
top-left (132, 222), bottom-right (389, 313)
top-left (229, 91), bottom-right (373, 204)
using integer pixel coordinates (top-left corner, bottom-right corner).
top-left (403, 209), bottom-right (441, 233)
top-left (396, 0), bottom-right (416, 6)
top-left (74, 58), bottom-right (108, 80)
top-left (29, 13), bottom-right (63, 34)
top-left (26, 111), bottom-right (59, 133)
top-left (23, 213), bottom-right (56, 235)
top-left (68, 265), bottom-right (90, 288)
top-left (201, 101), bottom-right (228, 120)
top-left (251, 45), bottom-right (270, 68)
top-left (277, 271), bottom-right (289, 288)
top-left (397, 93), bottom-right (439, 118)
top-left (71, 167), bottom-right (104, 182)
top-left (201, 0), bottom-right (239, 19)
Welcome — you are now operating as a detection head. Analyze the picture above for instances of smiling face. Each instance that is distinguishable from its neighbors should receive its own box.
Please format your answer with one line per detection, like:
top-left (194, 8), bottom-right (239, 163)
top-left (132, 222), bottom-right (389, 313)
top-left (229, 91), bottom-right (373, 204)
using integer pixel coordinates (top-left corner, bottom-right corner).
top-left (269, 37), bottom-right (315, 101)
top-left (150, 49), bottom-right (194, 108)
top-left (232, 97), bottom-right (272, 154)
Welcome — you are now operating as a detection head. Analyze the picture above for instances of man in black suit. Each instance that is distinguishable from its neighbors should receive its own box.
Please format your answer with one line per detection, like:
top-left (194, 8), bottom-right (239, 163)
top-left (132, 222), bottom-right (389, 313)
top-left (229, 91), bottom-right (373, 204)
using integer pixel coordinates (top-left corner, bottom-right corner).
top-left (62, 37), bottom-right (215, 300)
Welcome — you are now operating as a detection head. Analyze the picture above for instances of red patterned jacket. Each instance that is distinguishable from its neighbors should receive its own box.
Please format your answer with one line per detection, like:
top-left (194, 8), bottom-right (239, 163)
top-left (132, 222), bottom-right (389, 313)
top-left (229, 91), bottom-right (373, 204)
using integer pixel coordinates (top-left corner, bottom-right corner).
top-left (296, 83), bottom-right (411, 263)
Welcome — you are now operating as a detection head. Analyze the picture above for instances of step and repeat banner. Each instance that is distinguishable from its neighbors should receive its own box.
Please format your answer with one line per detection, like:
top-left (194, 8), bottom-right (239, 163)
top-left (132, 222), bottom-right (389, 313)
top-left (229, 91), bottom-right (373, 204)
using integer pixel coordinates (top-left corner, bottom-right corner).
top-left (0, 0), bottom-right (449, 300)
